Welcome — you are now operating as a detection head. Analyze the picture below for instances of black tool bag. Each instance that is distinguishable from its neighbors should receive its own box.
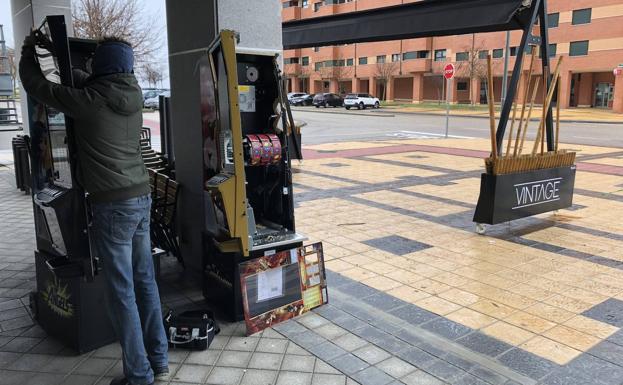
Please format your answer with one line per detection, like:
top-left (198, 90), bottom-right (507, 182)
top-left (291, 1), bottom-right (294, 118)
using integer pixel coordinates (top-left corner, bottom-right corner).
top-left (163, 309), bottom-right (220, 350)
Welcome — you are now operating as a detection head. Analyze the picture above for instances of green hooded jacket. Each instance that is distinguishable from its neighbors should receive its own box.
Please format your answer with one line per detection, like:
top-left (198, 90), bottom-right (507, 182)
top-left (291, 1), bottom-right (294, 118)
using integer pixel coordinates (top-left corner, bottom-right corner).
top-left (19, 45), bottom-right (150, 203)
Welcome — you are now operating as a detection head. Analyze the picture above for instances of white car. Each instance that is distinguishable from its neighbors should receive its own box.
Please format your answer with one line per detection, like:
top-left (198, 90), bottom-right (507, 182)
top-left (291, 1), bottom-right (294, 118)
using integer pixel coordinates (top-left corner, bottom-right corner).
top-left (144, 91), bottom-right (170, 110)
top-left (288, 92), bottom-right (308, 103)
top-left (344, 93), bottom-right (380, 110)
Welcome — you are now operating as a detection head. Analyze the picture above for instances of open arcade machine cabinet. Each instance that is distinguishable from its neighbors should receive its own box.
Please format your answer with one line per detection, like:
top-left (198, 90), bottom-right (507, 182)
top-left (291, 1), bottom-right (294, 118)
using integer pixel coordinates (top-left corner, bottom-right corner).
top-left (26, 15), bottom-right (116, 353)
top-left (200, 31), bottom-right (307, 321)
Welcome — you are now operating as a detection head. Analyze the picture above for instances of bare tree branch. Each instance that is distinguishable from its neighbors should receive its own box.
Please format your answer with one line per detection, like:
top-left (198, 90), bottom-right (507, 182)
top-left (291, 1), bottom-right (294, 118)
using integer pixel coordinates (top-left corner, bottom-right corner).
top-left (72, 0), bottom-right (162, 76)
top-left (141, 62), bottom-right (164, 88)
top-left (315, 56), bottom-right (353, 93)
top-left (374, 61), bottom-right (398, 101)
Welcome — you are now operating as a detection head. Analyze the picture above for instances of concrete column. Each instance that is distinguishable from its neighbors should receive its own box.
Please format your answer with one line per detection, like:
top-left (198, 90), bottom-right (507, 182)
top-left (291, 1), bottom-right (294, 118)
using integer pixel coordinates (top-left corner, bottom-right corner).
top-left (11, 0), bottom-right (72, 133)
top-left (577, 73), bottom-right (594, 108)
top-left (386, 78), bottom-right (394, 101)
top-left (352, 78), bottom-right (359, 93)
top-left (291, 77), bottom-right (300, 92)
top-left (369, 77), bottom-right (375, 97)
top-left (329, 79), bottom-right (338, 93)
top-left (412, 73), bottom-right (424, 103)
top-left (614, 73), bottom-right (623, 113)
top-left (559, 70), bottom-right (571, 109)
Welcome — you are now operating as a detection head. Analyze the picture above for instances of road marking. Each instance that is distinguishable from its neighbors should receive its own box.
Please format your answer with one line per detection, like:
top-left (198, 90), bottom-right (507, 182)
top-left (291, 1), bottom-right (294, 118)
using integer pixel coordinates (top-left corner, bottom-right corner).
top-left (387, 131), bottom-right (473, 139)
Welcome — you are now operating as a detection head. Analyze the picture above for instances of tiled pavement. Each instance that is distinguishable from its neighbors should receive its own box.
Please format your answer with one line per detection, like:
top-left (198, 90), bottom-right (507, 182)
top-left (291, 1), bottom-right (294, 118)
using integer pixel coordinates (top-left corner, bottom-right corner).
top-left (2, 137), bottom-right (623, 385)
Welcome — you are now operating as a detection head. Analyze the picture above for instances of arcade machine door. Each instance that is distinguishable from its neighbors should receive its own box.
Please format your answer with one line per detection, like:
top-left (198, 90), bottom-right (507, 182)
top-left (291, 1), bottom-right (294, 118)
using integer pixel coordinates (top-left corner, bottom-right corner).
top-left (27, 15), bottom-right (115, 353)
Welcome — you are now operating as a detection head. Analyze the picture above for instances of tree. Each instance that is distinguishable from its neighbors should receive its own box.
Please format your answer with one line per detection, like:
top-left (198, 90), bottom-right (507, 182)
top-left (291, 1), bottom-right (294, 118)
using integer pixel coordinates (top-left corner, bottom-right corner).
top-left (374, 61), bottom-right (398, 101)
top-left (454, 35), bottom-right (499, 105)
top-left (142, 62), bottom-right (164, 88)
top-left (7, 47), bottom-right (17, 95)
top-left (72, 0), bottom-right (161, 71)
top-left (315, 56), bottom-right (353, 93)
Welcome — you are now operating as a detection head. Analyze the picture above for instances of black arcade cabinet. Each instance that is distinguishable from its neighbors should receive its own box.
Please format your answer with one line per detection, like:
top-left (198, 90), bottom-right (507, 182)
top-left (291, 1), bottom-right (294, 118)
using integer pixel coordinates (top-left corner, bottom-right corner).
top-left (26, 15), bottom-right (115, 354)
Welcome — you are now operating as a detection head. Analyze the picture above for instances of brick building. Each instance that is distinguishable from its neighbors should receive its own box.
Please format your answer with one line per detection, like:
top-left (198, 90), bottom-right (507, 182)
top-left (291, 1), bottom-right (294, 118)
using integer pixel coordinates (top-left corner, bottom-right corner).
top-left (282, 0), bottom-right (623, 112)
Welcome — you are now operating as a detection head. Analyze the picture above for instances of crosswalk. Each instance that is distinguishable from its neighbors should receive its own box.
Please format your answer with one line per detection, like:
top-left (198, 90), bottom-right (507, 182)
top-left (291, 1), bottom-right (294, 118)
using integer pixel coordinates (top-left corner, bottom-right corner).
top-left (386, 130), bottom-right (473, 139)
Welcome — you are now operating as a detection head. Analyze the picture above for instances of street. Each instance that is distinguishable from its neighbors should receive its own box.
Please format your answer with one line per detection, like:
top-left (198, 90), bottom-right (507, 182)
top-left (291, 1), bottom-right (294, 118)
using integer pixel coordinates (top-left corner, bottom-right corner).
top-left (292, 107), bottom-right (623, 148)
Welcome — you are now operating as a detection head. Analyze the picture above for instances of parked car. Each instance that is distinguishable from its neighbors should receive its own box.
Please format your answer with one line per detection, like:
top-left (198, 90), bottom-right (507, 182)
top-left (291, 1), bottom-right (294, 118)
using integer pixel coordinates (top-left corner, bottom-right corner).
top-left (142, 89), bottom-right (164, 102)
top-left (344, 93), bottom-right (381, 110)
top-left (313, 93), bottom-right (343, 108)
top-left (144, 91), bottom-right (170, 110)
top-left (287, 92), bottom-right (308, 103)
top-left (290, 94), bottom-right (314, 106)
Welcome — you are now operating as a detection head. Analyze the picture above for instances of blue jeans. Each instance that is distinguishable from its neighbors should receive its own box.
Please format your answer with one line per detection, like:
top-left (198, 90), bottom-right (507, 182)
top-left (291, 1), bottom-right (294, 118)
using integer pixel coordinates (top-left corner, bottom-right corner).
top-left (92, 195), bottom-right (168, 385)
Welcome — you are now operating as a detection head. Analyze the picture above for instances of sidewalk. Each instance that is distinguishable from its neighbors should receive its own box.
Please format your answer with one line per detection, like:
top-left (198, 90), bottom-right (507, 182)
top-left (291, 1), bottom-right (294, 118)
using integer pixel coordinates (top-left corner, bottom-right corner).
top-left (2, 136), bottom-right (623, 385)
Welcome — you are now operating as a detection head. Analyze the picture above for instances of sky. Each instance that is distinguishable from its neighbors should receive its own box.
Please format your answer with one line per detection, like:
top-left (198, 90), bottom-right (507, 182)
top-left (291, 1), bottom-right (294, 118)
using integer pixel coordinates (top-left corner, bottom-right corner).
top-left (0, 0), bottom-right (170, 87)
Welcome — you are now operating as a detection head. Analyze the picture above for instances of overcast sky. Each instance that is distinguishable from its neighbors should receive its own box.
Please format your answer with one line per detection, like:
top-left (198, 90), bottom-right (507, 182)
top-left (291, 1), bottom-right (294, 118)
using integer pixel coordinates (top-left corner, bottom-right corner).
top-left (0, 0), bottom-right (170, 87)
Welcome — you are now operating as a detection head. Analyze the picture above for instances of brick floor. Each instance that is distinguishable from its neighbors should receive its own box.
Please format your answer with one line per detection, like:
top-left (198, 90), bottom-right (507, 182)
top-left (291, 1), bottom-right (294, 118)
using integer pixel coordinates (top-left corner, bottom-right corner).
top-left (2, 137), bottom-right (623, 385)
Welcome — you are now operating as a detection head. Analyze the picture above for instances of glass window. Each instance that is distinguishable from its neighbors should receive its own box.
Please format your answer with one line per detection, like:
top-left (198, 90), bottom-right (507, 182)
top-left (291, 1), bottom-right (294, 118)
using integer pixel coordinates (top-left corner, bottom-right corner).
top-left (417, 50), bottom-right (429, 59)
top-left (358, 57), bottom-right (368, 65)
top-left (478, 50), bottom-right (488, 59)
top-left (284, 57), bottom-right (299, 64)
top-left (456, 52), bottom-right (469, 62)
top-left (492, 49), bottom-right (504, 59)
top-left (313, 47), bottom-right (320, 52)
top-left (315, 62), bottom-right (323, 71)
top-left (434, 49), bottom-right (446, 62)
top-left (302, 56), bottom-right (309, 66)
top-left (457, 82), bottom-right (468, 91)
top-left (347, 58), bottom-right (354, 66)
top-left (510, 47), bottom-right (517, 56)
top-left (314, 2), bottom-right (321, 12)
top-left (548, 13), bottom-right (559, 28)
top-left (569, 40), bottom-right (589, 56)
top-left (572, 8), bottom-right (591, 25)
top-left (302, 0), bottom-right (309, 8)
top-left (540, 44), bottom-right (557, 58)
top-left (376, 55), bottom-right (386, 64)
top-left (392, 54), bottom-right (401, 62)
top-left (402, 51), bottom-right (416, 60)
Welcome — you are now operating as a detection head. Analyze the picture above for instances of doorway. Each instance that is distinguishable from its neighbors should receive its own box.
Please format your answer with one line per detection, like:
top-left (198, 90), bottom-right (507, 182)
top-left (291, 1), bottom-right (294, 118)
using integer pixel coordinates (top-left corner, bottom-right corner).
top-left (594, 82), bottom-right (613, 108)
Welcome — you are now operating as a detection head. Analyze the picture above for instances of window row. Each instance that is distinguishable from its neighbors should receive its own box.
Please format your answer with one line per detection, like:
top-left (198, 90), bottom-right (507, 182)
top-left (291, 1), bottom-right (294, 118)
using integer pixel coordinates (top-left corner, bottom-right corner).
top-left (547, 8), bottom-right (592, 28)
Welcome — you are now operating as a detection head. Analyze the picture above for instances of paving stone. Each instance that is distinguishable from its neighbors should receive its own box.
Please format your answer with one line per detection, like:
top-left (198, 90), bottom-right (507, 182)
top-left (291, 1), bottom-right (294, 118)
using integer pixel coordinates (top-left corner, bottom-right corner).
top-left (498, 348), bottom-right (558, 380)
top-left (363, 236), bottom-right (432, 256)
top-left (273, 320), bottom-right (308, 336)
top-left (315, 323), bottom-right (349, 340)
top-left (314, 305), bottom-right (350, 321)
top-left (395, 348), bottom-right (437, 369)
top-left (582, 298), bottom-right (623, 327)
top-left (216, 350), bottom-right (251, 368)
top-left (287, 342), bottom-right (311, 355)
top-left (311, 373), bottom-right (347, 385)
top-left (337, 282), bottom-right (380, 299)
top-left (424, 359), bottom-right (466, 383)
top-left (282, 354), bottom-right (316, 372)
top-left (539, 367), bottom-right (595, 385)
top-left (351, 365), bottom-right (395, 385)
top-left (353, 344), bottom-right (392, 365)
top-left (38, 355), bottom-right (84, 373)
top-left (315, 358), bottom-right (342, 374)
top-left (329, 353), bottom-right (370, 375)
top-left (441, 353), bottom-right (475, 372)
top-left (375, 357), bottom-right (417, 378)
top-left (298, 313), bottom-right (331, 329)
top-left (186, 349), bottom-right (220, 366)
top-left (291, 330), bottom-right (328, 350)
top-left (308, 341), bottom-right (349, 362)
top-left (421, 318), bottom-right (473, 341)
top-left (73, 357), bottom-right (115, 376)
top-left (276, 371), bottom-right (313, 385)
top-left (389, 305), bottom-right (438, 325)
top-left (566, 354), bottom-right (623, 385)
top-left (333, 333), bottom-right (369, 352)
top-left (606, 330), bottom-right (623, 347)
top-left (469, 365), bottom-right (508, 385)
top-left (457, 332), bottom-right (513, 358)
top-left (256, 338), bottom-right (289, 354)
top-left (248, 352), bottom-right (284, 371)
top-left (588, 340), bottom-right (623, 367)
top-left (205, 366), bottom-right (244, 385)
top-left (453, 374), bottom-right (490, 385)
top-left (225, 336), bottom-right (260, 351)
top-left (351, 325), bottom-right (392, 345)
top-left (239, 369), bottom-right (278, 385)
top-left (1, 336), bottom-right (41, 352)
top-left (394, 329), bottom-right (425, 346)
top-left (331, 314), bottom-right (370, 332)
top-left (58, 374), bottom-right (99, 385)
top-left (401, 370), bottom-right (446, 385)
top-left (361, 292), bottom-right (408, 312)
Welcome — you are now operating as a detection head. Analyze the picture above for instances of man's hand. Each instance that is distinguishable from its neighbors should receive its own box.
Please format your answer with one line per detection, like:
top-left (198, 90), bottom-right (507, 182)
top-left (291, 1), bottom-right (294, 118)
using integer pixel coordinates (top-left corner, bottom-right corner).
top-left (21, 31), bottom-right (38, 58)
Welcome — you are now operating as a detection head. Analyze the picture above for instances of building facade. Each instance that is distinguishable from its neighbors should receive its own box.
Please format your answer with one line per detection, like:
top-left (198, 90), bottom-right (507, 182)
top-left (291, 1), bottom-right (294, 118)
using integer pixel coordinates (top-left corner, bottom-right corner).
top-left (282, 0), bottom-right (623, 112)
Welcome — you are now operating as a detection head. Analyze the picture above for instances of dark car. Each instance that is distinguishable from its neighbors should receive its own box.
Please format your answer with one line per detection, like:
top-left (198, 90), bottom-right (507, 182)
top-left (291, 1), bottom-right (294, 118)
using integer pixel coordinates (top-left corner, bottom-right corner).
top-left (290, 94), bottom-right (314, 106)
top-left (313, 93), bottom-right (343, 108)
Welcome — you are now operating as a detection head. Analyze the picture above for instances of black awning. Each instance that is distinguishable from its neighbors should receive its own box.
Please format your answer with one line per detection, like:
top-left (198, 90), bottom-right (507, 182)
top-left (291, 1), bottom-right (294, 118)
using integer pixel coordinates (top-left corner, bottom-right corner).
top-left (283, 0), bottom-right (535, 49)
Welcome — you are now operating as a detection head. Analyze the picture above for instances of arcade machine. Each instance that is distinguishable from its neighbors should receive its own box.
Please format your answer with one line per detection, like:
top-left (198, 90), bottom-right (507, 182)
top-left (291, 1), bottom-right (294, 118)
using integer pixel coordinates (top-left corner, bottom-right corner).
top-left (199, 30), bottom-right (310, 320)
top-left (26, 15), bottom-right (116, 353)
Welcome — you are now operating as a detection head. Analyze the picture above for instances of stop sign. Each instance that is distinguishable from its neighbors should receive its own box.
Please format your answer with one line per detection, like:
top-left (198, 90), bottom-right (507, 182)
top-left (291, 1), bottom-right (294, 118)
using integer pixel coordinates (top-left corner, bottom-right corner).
top-left (444, 63), bottom-right (456, 80)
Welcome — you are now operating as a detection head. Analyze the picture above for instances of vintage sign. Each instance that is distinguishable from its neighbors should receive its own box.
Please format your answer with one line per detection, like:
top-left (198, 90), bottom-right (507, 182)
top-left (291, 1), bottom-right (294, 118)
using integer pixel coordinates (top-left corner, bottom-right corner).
top-left (473, 166), bottom-right (576, 225)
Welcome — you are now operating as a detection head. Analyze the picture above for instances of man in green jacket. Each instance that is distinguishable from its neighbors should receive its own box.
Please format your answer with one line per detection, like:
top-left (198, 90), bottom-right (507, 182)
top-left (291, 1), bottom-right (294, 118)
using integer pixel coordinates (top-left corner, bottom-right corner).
top-left (20, 33), bottom-right (168, 385)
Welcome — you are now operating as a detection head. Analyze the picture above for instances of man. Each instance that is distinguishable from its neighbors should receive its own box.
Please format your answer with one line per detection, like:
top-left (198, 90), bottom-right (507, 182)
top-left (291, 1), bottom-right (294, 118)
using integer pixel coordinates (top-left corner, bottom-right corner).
top-left (20, 32), bottom-right (169, 385)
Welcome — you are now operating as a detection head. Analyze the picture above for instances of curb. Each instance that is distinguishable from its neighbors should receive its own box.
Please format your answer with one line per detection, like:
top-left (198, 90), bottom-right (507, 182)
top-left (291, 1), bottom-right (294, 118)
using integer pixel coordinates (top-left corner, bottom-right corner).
top-left (381, 109), bottom-right (623, 125)
top-left (291, 107), bottom-right (395, 118)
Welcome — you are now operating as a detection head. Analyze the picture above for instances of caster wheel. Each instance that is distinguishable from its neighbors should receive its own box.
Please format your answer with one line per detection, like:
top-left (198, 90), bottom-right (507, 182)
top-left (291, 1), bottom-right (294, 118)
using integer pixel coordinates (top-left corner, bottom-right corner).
top-left (476, 223), bottom-right (486, 235)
